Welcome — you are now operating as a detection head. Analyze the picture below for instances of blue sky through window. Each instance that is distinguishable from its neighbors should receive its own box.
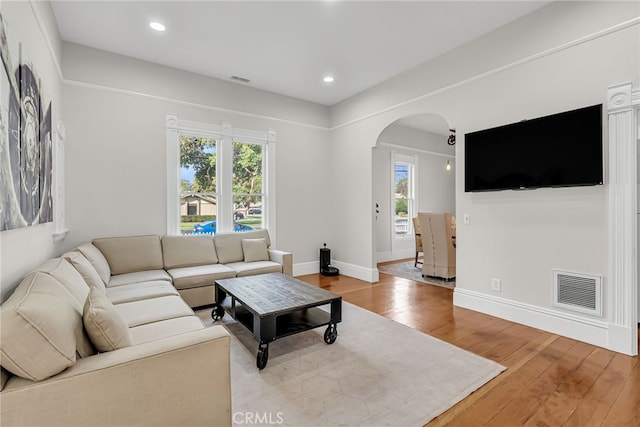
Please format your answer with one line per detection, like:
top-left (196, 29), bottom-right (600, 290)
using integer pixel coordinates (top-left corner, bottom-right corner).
top-left (180, 167), bottom-right (195, 183)
top-left (395, 163), bottom-right (408, 184)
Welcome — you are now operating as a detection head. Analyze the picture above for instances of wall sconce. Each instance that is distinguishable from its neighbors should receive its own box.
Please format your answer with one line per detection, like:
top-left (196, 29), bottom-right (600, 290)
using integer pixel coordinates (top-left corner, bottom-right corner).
top-left (447, 129), bottom-right (456, 145)
top-left (446, 160), bottom-right (451, 171)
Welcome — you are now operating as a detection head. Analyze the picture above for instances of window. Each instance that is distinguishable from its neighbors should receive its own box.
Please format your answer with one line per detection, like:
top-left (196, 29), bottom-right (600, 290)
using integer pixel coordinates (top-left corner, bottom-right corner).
top-left (233, 141), bottom-right (264, 231)
top-left (166, 116), bottom-right (275, 237)
top-left (392, 154), bottom-right (416, 238)
top-left (179, 135), bottom-right (218, 234)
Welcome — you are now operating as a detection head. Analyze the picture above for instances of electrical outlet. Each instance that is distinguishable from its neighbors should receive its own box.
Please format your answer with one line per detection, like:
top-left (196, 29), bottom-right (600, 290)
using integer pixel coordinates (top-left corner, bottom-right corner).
top-left (491, 278), bottom-right (501, 291)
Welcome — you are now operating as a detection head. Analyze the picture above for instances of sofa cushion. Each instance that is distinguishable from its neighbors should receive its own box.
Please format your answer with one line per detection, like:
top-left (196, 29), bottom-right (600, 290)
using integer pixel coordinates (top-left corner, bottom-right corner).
top-left (242, 238), bottom-right (270, 263)
top-left (5, 263), bottom-right (94, 360)
top-left (83, 288), bottom-right (132, 352)
top-left (114, 296), bottom-right (195, 328)
top-left (129, 316), bottom-right (204, 345)
top-left (162, 235), bottom-right (218, 269)
top-left (108, 270), bottom-right (172, 287)
top-left (36, 257), bottom-right (91, 310)
top-left (75, 243), bottom-right (111, 284)
top-left (225, 261), bottom-right (283, 277)
top-left (214, 229), bottom-right (271, 264)
top-left (93, 235), bottom-right (164, 275)
top-left (167, 264), bottom-right (237, 290)
top-left (63, 251), bottom-right (106, 294)
top-left (106, 281), bottom-right (179, 304)
top-left (0, 272), bottom-right (84, 381)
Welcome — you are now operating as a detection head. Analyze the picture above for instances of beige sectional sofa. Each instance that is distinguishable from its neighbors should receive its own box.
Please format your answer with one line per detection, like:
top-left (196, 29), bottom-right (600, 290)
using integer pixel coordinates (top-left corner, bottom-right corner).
top-left (0, 229), bottom-right (292, 426)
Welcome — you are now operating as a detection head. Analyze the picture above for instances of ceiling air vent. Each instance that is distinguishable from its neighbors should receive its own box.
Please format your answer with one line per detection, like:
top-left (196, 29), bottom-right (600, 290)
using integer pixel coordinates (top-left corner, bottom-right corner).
top-left (553, 269), bottom-right (602, 316)
top-left (230, 75), bottom-right (250, 84)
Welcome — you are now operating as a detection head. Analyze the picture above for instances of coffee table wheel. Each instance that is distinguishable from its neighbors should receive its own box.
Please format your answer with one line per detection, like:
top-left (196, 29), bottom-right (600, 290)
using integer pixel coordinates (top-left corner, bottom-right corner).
top-left (257, 344), bottom-right (269, 370)
top-left (324, 324), bottom-right (338, 344)
top-left (211, 303), bottom-right (225, 321)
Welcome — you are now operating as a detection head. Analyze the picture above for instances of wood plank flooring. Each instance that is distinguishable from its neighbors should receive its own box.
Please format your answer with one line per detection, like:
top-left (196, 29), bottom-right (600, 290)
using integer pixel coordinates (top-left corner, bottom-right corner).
top-left (298, 262), bottom-right (640, 427)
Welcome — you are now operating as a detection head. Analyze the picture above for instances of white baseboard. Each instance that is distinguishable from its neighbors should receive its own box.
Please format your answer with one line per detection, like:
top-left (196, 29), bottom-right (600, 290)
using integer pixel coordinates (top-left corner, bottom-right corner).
top-left (293, 262), bottom-right (319, 277)
top-left (376, 250), bottom-right (415, 263)
top-left (376, 251), bottom-right (393, 263)
top-left (452, 288), bottom-right (627, 353)
top-left (293, 260), bottom-right (379, 283)
top-left (607, 324), bottom-right (637, 355)
top-left (331, 260), bottom-right (379, 283)
top-left (291, 269), bottom-right (634, 354)
top-left (393, 248), bottom-right (415, 260)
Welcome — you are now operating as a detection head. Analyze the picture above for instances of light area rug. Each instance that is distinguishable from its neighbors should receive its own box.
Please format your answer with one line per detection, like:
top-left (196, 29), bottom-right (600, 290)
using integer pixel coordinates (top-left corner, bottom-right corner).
top-left (198, 302), bottom-right (504, 427)
top-left (378, 261), bottom-right (456, 289)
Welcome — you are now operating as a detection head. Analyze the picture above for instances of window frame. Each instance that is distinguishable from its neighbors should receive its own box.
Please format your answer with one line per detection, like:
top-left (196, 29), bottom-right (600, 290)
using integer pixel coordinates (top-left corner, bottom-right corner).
top-left (391, 152), bottom-right (417, 240)
top-left (232, 139), bottom-right (266, 230)
top-left (166, 115), bottom-right (276, 239)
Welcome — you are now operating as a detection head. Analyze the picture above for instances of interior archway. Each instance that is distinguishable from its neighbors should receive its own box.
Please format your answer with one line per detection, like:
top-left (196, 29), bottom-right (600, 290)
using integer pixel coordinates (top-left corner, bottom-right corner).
top-left (372, 113), bottom-right (455, 271)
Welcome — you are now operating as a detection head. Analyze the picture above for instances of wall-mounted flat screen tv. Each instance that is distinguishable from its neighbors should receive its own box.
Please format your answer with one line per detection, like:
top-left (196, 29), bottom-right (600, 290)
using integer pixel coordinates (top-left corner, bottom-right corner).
top-left (465, 104), bottom-right (603, 192)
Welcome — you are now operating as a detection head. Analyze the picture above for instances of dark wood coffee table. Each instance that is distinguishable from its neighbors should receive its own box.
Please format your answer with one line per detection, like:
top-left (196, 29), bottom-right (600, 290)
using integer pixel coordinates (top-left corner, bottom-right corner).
top-left (212, 273), bottom-right (342, 369)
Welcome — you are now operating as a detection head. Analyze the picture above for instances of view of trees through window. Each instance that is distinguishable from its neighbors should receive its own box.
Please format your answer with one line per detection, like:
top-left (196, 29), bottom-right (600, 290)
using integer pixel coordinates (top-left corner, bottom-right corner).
top-left (394, 162), bottom-right (414, 236)
top-left (179, 135), bottom-right (263, 234)
top-left (232, 141), bottom-right (263, 231)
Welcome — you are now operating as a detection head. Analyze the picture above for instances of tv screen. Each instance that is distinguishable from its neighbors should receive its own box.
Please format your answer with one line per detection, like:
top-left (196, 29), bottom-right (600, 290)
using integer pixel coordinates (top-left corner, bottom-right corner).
top-left (464, 104), bottom-right (603, 192)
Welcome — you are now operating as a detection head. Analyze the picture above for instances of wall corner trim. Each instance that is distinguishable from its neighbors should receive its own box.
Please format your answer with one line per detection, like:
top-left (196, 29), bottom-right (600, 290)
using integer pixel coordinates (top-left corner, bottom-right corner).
top-left (606, 82), bottom-right (639, 356)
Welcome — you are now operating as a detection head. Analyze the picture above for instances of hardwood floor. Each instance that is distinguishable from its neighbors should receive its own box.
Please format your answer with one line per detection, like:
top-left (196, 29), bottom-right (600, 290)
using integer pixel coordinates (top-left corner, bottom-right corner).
top-left (298, 264), bottom-right (640, 426)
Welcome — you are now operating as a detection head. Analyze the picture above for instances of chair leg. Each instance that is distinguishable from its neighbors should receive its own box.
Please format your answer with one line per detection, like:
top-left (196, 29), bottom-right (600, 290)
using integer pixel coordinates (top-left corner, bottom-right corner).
top-left (415, 252), bottom-right (418, 268)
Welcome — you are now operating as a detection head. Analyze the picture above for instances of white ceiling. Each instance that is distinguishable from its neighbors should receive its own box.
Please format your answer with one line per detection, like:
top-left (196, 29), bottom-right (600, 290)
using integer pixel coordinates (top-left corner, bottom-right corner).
top-left (51, 1), bottom-right (550, 106)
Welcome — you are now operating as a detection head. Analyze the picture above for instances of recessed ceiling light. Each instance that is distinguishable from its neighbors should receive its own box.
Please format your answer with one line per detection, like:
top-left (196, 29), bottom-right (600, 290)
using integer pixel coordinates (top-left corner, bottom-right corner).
top-left (323, 76), bottom-right (335, 83)
top-left (149, 22), bottom-right (166, 32)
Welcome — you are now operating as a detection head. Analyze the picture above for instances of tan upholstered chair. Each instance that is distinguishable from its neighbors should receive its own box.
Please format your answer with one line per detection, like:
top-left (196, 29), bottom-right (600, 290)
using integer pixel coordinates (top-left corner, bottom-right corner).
top-left (417, 212), bottom-right (456, 280)
top-left (412, 217), bottom-right (423, 268)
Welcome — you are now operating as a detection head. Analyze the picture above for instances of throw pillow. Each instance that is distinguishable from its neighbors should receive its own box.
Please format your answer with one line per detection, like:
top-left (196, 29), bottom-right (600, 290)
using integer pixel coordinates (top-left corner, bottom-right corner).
top-left (76, 243), bottom-right (111, 285)
top-left (0, 272), bottom-right (80, 381)
top-left (64, 251), bottom-right (107, 294)
top-left (242, 238), bottom-right (269, 263)
top-left (83, 288), bottom-right (132, 352)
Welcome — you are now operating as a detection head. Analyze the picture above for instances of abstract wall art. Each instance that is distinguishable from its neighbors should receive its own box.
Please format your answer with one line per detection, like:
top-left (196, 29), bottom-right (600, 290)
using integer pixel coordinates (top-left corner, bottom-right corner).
top-left (0, 12), bottom-right (53, 231)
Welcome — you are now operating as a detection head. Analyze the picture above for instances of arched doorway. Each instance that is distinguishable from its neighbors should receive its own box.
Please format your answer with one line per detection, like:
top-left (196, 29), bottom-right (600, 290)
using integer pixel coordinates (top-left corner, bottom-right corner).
top-left (372, 113), bottom-right (455, 264)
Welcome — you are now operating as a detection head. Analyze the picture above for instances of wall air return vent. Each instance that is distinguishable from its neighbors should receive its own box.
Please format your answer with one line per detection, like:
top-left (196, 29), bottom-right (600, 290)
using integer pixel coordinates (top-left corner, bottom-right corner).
top-left (553, 269), bottom-right (602, 316)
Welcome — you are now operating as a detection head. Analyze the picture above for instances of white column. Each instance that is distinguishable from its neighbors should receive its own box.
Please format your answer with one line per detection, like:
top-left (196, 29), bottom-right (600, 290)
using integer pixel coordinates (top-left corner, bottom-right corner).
top-left (607, 82), bottom-right (638, 355)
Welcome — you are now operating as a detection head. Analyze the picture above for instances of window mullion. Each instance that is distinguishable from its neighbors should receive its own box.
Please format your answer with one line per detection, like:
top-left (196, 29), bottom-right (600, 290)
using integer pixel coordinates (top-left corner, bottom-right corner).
top-left (218, 123), bottom-right (234, 233)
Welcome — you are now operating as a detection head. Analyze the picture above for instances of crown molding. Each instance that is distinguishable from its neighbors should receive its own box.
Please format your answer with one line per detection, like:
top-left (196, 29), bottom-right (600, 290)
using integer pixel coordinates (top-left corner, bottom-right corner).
top-left (28, 0), bottom-right (63, 81)
top-left (329, 16), bottom-right (640, 131)
top-left (63, 79), bottom-right (330, 131)
top-left (27, 2), bottom-right (639, 133)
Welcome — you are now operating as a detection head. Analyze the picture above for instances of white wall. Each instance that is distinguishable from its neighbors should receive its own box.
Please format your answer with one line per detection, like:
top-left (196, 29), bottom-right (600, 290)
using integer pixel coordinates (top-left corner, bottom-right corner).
top-left (0, 1), bottom-right (64, 300)
top-left (374, 123), bottom-right (455, 261)
top-left (328, 1), bottom-right (640, 350)
top-left (60, 43), bottom-right (332, 274)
